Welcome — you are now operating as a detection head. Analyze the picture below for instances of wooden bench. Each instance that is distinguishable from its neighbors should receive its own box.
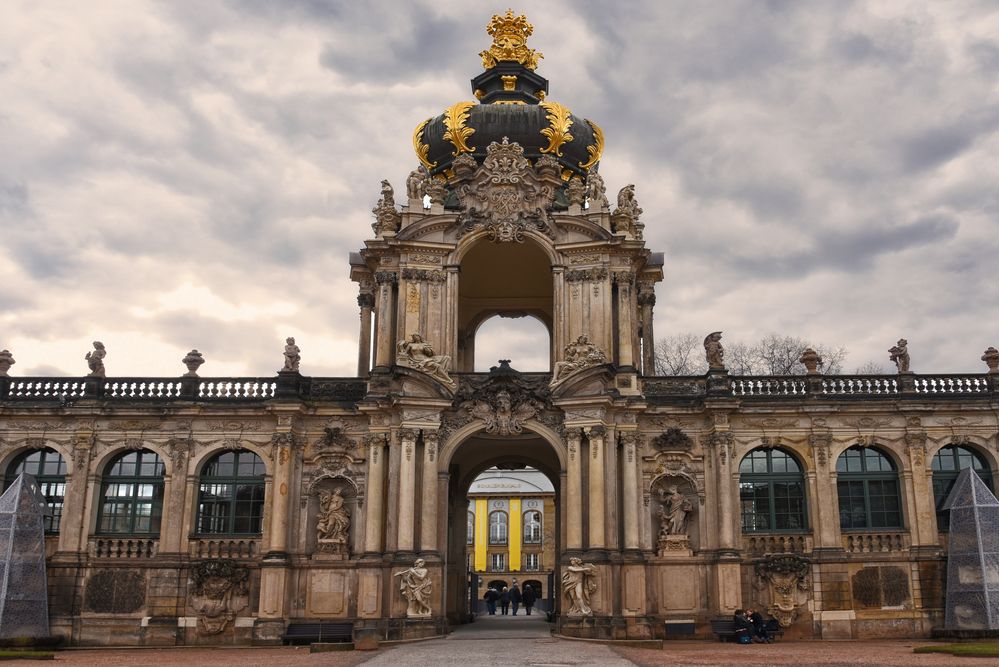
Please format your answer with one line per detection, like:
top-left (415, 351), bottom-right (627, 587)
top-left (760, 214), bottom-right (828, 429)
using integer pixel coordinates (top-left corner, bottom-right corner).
top-left (710, 618), bottom-right (784, 642)
top-left (282, 622), bottom-right (353, 645)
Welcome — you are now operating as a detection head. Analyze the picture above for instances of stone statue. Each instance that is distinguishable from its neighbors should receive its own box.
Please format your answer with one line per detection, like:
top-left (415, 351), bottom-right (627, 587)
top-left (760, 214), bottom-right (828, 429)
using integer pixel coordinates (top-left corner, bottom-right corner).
top-left (424, 175), bottom-right (446, 206)
top-left (182, 350), bottom-right (204, 377)
top-left (371, 179), bottom-right (401, 235)
top-left (551, 334), bottom-right (607, 385)
top-left (983, 347), bottom-right (999, 373)
top-left (406, 168), bottom-right (427, 201)
top-left (282, 337), bottom-right (301, 372)
top-left (85, 341), bottom-right (106, 377)
top-left (616, 184), bottom-right (642, 218)
top-left (585, 171), bottom-right (609, 210)
top-left (394, 558), bottom-right (432, 617)
top-left (566, 176), bottom-right (586, 206)
top-left (659, 485), bottom-right (693, 536)
top-left (0, 349), bottom-right (14, 377)
top-left (317, 487), bottom-right (350, 547)
top-left (561, 557), bottom-right (597, 616)
top-left (799, 347), bottom-right (822, 374)
top-left (889, 338), bottom-right (910, 373)
top-left (704, 332), bottom-right (724, 370)
top-left (611, 184), bottom-right (643, 236)
top-left (396, 333), bottom-right (454, 387)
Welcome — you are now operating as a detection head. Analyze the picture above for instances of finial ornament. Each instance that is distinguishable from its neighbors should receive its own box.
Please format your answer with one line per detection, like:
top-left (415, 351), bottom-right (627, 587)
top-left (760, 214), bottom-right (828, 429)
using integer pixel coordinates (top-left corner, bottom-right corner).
top-left (480, 10), bottom-right (543, 71)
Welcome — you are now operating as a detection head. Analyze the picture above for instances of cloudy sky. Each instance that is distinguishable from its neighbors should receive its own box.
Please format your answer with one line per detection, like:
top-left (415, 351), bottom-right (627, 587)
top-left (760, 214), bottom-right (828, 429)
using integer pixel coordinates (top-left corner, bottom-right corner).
top-left (1, 1), bottom-right (997, 377)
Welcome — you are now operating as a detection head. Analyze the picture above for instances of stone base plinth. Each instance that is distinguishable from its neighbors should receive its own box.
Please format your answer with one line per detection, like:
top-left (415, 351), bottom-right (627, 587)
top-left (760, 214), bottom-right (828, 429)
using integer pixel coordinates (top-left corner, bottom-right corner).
top-left (657, 535), bottom-right (692, 558)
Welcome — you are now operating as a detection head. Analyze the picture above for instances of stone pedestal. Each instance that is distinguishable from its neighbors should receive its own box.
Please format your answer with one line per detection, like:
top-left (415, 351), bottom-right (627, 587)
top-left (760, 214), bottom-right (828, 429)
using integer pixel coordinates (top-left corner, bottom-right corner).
top-left (313, 541), bottom-right (348, 561)
top-left (657, 534), bottom-right (692, 558)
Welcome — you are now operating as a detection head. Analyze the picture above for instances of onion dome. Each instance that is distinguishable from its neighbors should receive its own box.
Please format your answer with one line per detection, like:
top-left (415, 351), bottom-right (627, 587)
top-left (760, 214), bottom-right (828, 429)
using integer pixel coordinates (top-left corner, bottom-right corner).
top-left (413, 10), bottom-right (604, 183)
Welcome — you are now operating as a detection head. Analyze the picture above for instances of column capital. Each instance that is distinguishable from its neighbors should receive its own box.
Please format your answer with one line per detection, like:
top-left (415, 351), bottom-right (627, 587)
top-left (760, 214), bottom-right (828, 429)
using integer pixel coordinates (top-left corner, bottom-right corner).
top-left (585, 424), bottom-right (607, 439)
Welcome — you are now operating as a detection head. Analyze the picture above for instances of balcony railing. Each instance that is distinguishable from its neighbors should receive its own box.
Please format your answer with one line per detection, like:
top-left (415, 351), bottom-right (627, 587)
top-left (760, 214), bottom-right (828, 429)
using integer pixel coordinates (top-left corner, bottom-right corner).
top-left (842, 531), bottom-right (910, 554)
top-left (742, 533), bottom-right (813, 557)
top-left (90, 537), bottom-right (158, 559)
top-left (189, 537), bottom-right (261, 560)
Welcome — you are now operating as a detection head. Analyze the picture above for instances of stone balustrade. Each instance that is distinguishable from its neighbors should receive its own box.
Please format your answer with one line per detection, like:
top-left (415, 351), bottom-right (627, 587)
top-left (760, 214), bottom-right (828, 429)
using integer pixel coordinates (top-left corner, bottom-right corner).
top-left (742, 532), bottom-right (813, 557)
top-left (841, 531), bottom-right (910, 554)
top-left (189, 538), bottom-right (261, 560)
top-left (90, 537), bottom-right (158, 559)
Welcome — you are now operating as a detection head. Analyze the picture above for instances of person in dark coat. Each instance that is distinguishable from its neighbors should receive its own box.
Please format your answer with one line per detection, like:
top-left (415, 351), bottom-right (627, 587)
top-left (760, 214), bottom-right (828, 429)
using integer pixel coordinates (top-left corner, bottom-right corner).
top-left (522, 584), bottom-right (537, 615)
top-left (483, 587), bottom-right (498, 615)
top-left (733, 609), bottom-right (758, 643)
top-left (746, 607), bottom-right (773, 643)
top-left (510, 584), bottom-right (522, 615)
top-left (500, 587), bottom-right (510, 615)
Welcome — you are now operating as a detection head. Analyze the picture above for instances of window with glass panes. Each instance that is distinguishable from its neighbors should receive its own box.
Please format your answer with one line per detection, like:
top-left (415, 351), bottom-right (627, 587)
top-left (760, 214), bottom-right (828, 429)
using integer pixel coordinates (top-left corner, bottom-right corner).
top-left (524, 553), bottom-right (541, 571)
top-left (932, 445), bottom-right (991, 531)
top-left (489, 511), bottom-right (508, 545)
top-left (467, 511), bottom-right (475, 545)
top-left (738, 448), bottom-right (807, 532)
top-left (490, 552), bottom-right (505, 571)
top-left (196, 450), bottom-right (266, 535)
top-left (5, 448), bottom-right (67, 533)
top-left (97, 450), bottom-right (165, 535)
top-left (523, 510), bottom-right (542, 544)
top-left (836, 446), bottom-right (902, 530)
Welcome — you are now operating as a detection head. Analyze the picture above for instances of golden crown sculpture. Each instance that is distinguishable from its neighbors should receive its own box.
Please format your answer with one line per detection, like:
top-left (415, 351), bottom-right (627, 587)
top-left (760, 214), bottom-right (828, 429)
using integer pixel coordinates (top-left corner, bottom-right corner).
top-left (479, 9), bottom-right (544, 71)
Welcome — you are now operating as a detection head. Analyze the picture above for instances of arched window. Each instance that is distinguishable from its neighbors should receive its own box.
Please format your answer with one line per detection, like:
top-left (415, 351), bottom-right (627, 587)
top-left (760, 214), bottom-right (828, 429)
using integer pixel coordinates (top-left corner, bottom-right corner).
top-left (467, 511), bottom-right (475, 545)
top-left (5, 448), bottom-right (67, 533)
top-left (739, 448), bottom-right (807, 532)
top-left (523, 510), bottom-right (542, 544)
top-left (196, 450), bottom-right (266, 535)
top-left (932, 445), bottom-right (992, 531)
top-left (836, 446), bottom-right (902, 530)
top-left (488, 510), bottom-right (508, 545)
top-left (97, 450), bottom-right (165, 535)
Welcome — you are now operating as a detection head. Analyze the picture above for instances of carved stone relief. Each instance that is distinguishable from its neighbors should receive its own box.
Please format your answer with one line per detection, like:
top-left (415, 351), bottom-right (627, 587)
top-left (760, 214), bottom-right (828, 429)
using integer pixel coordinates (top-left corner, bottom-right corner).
top-left (753, 554), bottom-right (811, 626)
top-left (189, 560), bottom-right (250, 635)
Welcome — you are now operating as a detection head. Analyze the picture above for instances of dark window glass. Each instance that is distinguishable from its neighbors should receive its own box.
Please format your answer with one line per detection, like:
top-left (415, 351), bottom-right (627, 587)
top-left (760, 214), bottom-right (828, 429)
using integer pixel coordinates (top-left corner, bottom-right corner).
top-left (197, 450), bottom-right (265, 535)
top-left (739, 448), bottom-right (808, 533)
top-left (97, 449), bottom-right (165, 535)
top-left (836, 446), bottom-right (903, 530)
top-left (932, 445), bottom-right (991, 531)
top-left (5, 448), bottom-right (67, 533)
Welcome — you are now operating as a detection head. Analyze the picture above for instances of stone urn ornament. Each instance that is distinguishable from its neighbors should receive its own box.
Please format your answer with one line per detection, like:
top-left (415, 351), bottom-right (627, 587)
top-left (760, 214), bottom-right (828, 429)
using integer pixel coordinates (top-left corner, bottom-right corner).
top-left (983, 347), bottom-right (999, 373)
top-left (182, 350), bottom-right (205, 377)
top-left (799, 347), bottom-right (823, 374)
top-left (0, 349), bottom-right (14, 377)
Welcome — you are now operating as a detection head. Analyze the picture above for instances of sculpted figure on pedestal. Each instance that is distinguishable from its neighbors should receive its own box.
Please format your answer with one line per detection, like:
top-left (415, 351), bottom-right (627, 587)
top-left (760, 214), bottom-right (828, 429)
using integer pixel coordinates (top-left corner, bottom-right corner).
top-left (561, 557), bottom-right (597, 616)
top-left (566, 176), bottom-right (586, 206)
top-left (85, 341), bottom-right (106, 377)
top-left (282, 337), bottom-right (301, 372)
top-left (586, 171), bottom-right (609, 210)
top-left (704, 332), bottom-right (724, 370)
top-left (611, 184), bottom-right (643, 237)
top-left (0, 349), bottom-right (14, 376)
top-left (551, 335), bottom-right (607, 385)
top-left (406, 167), bottom-right (427, 201)
top-left (659, 485), bottom-right (693, 536)
top-left (316, 487), bottom-right (351, 547)
top-left (395, 558), bottom-right (432, 617)
top-left (889, 338), bottom-right (910, 373)
top-left (371, 179), bottom-right (401, 235)
top-left (397, 333), bottom-right (455, 387)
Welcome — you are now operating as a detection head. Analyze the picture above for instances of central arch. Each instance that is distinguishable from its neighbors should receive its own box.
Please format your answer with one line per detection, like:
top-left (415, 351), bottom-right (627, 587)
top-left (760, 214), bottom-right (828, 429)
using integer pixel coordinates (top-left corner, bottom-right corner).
top-left (439, 420), bottom-right (565, 624)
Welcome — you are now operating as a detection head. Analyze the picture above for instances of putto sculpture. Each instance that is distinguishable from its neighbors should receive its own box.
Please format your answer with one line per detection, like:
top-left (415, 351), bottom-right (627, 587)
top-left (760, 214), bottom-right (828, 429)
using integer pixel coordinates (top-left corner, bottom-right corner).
top-left (316, 487), bottom-right (350, 555)
top-left (396, 333), bottom-right (455, 387)
top-left (611, 184), bottom-right (643, 237)
top-left (85, 341), bottom-right (106, 377)
top-left (704, 332), bottom-right (724, 370)
top-left (561, 557), bottom-right (597, 616)
top-left (889, 338), bottom-right (910, 373)
top-left (282, 337), bottom-right (301, 373)
top-left (586, 171), bottom-right (609, 210)
top-left (0, 349), bottom-right (13, 377)
top-left (394, 558), bottom-right (432, 618)
top-left (405, 167), bottom-right (427, 201)
top-left (182, 349), bottom-right (205, 377)
top-left (551, 335), bottom-right (607, 385)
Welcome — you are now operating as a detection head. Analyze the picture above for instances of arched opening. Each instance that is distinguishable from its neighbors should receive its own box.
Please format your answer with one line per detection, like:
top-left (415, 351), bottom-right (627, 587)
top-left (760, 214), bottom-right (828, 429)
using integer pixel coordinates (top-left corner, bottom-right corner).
top-left (442, 426), bottom-right (562, 625)
top-left (457, 238), bottom-right (553, 371)
top-left (474, 314), bottom-right (551, 371)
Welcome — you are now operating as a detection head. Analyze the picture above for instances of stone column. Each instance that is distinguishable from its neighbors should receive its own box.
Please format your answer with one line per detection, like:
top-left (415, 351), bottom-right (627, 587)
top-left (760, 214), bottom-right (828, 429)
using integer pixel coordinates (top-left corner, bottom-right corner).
top-left (400, 270), bottom-right (422, 340)
top-left (808, 431), bottom-right (842, 551)
top-left (397, 428), bottom-right (418, 553)
top-left (357, 289), bottom-right (375, 377)
top-left (60, 436), bottom-right (93, 553)
top-left (613, 271), bottom-right (635, 368)
top-left (586, 426), bottom-right (607, 549)
top-left (364, 433), bottom-right (387, 554)
top-left (620, 431), bottom-right (641, 550)
top-left (638, 282), bottom-right (656, 375)
top-left (565, 428), bottom-right (583, 550)
top-left (419, 431), bottom-right (439, 554)
top-left (160, 439), bottom-right (192, 554)
top-left (552, 266), bottom-right (566, 362)
top-left (905, 431), bottom-right (937, 547)
top-left (373, 271), bottom-right (397, 369)
top-left (709, 430), bottom-right (737, 553)
top-left (267, 432), bottom-right (296, 556)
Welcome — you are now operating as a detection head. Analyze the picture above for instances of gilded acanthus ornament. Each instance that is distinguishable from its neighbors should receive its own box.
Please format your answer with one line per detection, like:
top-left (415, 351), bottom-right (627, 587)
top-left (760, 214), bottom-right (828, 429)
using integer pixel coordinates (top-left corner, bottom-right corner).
top-left (551, 335), bottom-right (607, 385)
top-left (371, 179), bottom-right (401, 235)
top-left (442, 102), bottom-right (476, 156)
top-left (579, 119), bottom-right (605, 170)
top-left (0, 349), bottom-right (14, 377)
top-left (396, 333), bottom-right (455, 387)
top-left (539, 101), bottom-right (574, 157)
top-left (412, 118), bottom-right (437, 170)
top-left (452, 137), bottom-right (560, 243)
top-left (479, 10), bottom-right (543, 71)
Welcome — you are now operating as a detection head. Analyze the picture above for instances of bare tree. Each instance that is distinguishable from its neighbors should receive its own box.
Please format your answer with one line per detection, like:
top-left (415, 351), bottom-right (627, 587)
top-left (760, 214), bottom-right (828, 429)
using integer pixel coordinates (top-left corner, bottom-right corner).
top-left (653, 332), bottom-right (847, 375)
top-left (853, 360), bottom-right (889, 374)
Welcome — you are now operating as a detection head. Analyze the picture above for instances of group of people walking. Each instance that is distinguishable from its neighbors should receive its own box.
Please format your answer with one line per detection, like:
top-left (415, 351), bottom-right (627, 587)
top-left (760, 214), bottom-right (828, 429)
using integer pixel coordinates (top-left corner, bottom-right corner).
top-left (483, 583), bottom-right (537, 616)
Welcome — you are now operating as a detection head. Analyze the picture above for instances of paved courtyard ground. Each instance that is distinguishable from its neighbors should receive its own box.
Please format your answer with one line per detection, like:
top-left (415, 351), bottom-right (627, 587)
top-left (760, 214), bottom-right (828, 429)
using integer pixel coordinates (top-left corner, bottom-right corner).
top-left (40, 616), bottom-right (999, 667)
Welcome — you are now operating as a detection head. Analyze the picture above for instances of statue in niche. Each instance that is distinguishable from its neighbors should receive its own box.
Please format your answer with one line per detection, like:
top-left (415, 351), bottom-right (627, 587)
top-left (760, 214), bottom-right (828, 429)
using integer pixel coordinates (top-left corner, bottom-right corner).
top-left (704, 331), bottom-right (725, 370)
top-left (316, 487), bottom-right (350, 555)
top-left (551, 335), bottom-right (607, 385)
top-left (282, 337), bottom-right (301, 372)
top-left (659, 485), bottom-right (693, 536)
top-left (396, 333), bottom-right (455, 387)
top-left (585, 171), bottom-right (609, 209)
top-left (85, 341), bottom-right (106, 377)
top-left (406, 167), bottom-right (427, 201)
top-left (0, 349), bottom-right (14, 376)
top-left (889, 338), bottom-right (910, 373)
top-left (561, 557), bottom-right (597, 616)
top-left (394, 558), bottom-right (432, 618)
